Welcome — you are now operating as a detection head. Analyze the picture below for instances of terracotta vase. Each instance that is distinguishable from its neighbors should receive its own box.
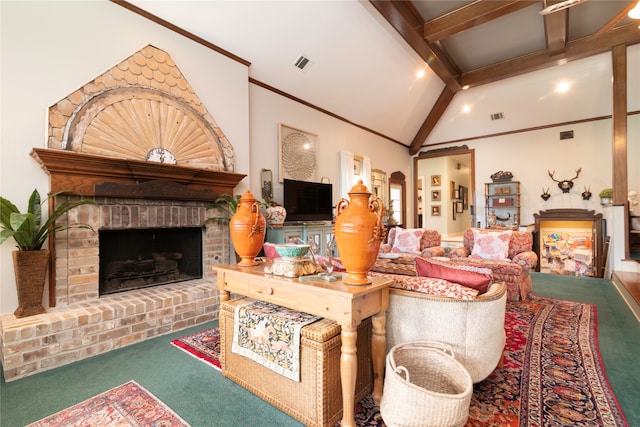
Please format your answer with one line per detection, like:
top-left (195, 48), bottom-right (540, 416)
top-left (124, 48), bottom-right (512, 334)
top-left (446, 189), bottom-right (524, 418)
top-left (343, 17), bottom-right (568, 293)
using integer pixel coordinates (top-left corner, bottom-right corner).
top-left (265, 205), bottom-right (287, 227)
top-left (13, 249), bottom-right (49, 317)
top-left (229, 190), bottom-right (266, 266)
top-left (334, 180), bottom-right (386, 285)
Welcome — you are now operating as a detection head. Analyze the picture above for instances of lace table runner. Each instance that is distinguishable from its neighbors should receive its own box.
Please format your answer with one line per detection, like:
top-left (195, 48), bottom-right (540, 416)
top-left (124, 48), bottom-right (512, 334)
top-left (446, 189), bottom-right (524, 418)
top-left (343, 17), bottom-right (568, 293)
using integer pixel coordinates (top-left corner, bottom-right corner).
top-left (231, 299), bottom-right (320, 381)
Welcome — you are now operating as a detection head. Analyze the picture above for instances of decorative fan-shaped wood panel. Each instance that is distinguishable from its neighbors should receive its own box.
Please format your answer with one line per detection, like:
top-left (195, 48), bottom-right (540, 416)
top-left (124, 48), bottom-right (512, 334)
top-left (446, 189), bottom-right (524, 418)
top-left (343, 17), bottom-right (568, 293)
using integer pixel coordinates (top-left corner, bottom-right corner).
top-left (68, 88), bottom-right (224, 170)
top-left (48, 45), bottom-right (236, 172)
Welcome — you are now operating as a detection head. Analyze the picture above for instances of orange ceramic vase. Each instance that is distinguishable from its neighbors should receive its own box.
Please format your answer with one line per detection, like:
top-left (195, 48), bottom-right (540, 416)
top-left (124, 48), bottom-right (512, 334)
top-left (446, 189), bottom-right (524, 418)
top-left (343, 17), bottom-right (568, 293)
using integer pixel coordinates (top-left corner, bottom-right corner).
top-left (229, 190), bottom-right (266, 266)
top-left (334, 180), bottom-right (386, 285)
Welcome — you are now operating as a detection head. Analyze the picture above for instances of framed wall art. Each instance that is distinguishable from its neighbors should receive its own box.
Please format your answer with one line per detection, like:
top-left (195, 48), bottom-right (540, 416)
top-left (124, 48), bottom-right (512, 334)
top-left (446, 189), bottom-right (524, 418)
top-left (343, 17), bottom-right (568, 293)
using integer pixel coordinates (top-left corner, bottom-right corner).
top-left (431, 175), bottom-right (441, 186)
top-left (278, 123), bottom-right (317, 182)
top-left (431, 190), bottom-right (441, 201)
top-left (431, 205), bottom-right (441, 216)
top-left (460, 186), bottom-right (468, 210)
top-left (354, 158), bottom-right (362, 175)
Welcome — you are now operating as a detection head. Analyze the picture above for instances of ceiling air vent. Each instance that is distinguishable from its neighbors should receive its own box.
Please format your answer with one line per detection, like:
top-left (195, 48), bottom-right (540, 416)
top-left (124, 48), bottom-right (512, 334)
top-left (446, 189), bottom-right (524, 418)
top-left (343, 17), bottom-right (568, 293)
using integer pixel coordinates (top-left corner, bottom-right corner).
top-left (560, 130), bottom-right (574, 140)
top-left (490, 112), bottom-right (504, 121)
top-left (293, 55), bottom-right (313, 72)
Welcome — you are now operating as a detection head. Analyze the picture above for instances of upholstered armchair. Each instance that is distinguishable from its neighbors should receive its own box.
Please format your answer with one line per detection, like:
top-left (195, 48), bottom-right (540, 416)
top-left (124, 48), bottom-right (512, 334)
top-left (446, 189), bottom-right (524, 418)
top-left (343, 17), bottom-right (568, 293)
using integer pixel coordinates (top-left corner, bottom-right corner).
top-left (386, 281), bottom-right (507, 383)
top-left (447, 228), bottom-right (538, 301)
top-left (379, 227), bottom-right (445, 257)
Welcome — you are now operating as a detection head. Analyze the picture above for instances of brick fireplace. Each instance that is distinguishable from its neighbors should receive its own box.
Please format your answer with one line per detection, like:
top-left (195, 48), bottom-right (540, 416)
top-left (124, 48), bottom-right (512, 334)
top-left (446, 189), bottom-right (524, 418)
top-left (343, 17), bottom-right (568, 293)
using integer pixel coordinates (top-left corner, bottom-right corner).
top-left (0, 151), bottom-right (244, 381)
top-left (0, 45), bottom-right (246, 381)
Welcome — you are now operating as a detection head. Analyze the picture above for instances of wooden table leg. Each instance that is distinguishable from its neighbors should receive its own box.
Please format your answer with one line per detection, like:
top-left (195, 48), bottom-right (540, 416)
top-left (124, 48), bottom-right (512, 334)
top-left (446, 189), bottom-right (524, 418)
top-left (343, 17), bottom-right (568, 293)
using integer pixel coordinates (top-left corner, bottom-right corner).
top-left (340, 325), bottom-right (357, 427)
top-left (217, 273), bottom-right (230, 302)
top-left (371, 310), bottom-right (386, 404)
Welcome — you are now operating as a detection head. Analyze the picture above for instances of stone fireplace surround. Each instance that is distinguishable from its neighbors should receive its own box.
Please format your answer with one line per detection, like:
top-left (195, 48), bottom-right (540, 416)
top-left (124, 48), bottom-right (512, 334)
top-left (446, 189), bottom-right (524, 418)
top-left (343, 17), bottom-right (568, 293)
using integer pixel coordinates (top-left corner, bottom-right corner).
top-left (0, 151), bottom-right (244, 381)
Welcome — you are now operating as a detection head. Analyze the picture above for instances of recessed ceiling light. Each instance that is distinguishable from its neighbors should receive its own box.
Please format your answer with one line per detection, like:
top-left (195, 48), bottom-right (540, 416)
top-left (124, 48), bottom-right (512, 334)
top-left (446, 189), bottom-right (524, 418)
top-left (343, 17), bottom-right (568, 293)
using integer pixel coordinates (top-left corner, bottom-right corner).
top-left (462, 105), bottom-right (471, 113)
top-left (628, 1), bottom-right (640, 19)
top-left (462, 85), bottom-right (470, 90)
top-left (417, 69), bottom-right (425, 79)
top-left (556, 82), bottom-right (570, 93)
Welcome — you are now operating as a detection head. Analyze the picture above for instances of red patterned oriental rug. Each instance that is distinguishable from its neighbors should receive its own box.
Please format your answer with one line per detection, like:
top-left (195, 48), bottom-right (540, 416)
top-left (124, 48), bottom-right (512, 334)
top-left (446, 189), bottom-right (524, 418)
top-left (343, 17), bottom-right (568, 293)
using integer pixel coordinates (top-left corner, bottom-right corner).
top-left (171, 326), bottom-right (221, 371)
top-left (173, 296), bottom-right (628, 426)
top-left (27, 381), bottom-right (190, 426)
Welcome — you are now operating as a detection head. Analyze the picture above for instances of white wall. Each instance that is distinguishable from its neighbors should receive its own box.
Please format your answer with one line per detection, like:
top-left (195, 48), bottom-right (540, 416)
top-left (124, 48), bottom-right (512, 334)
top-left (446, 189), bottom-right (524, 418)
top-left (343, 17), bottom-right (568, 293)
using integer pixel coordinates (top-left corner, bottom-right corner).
top-left (470, 119), bottom-right (614, 227)
top-left (248, 84), bottom-right (411, 208)
top-left (0, 1), bottom-right (250, 314)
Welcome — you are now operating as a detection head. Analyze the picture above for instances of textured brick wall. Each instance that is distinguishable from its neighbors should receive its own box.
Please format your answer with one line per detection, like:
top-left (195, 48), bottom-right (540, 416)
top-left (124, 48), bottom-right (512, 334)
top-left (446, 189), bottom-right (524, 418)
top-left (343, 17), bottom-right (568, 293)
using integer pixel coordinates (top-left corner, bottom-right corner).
top-left (0, 196), bottom-right (230, 381)
top-left (0, 280), bottom-right (217, 381)
top-left (55, 196), bottom-right (226, 306)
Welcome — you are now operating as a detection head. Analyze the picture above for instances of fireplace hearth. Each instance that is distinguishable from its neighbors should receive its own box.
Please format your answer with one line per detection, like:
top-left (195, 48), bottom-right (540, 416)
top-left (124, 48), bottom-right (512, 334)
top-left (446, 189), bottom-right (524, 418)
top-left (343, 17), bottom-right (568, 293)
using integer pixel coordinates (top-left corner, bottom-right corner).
top-left (99, 227), bottom-right (203, 295)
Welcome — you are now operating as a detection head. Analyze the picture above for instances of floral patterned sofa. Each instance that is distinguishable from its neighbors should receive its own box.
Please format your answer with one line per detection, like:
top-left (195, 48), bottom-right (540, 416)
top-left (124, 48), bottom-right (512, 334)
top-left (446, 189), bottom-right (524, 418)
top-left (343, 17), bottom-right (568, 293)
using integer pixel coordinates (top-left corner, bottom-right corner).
top-left (368, 255), bottom-right (507, 383)
top-left (446, 228), bottom-right (538, 302)
top-left (379, 227), bottom-right (445, 257)
top-left (323, 247), bottom-right (509, 383)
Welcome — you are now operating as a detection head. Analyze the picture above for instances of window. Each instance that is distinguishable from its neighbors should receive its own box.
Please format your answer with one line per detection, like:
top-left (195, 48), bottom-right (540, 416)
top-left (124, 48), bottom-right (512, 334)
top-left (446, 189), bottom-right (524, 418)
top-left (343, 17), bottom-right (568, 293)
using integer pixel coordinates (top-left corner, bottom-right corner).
top-left (390, 184), bottom-right (402, 225)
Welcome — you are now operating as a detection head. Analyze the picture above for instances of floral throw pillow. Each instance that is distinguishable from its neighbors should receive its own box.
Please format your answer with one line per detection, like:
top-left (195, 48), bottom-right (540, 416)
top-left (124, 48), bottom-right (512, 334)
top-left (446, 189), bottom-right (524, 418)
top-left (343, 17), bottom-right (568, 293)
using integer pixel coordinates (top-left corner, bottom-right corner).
top-left (391, 228), bottom-right (423, 254)
top-left (471, 229), bottom-right (512, 261)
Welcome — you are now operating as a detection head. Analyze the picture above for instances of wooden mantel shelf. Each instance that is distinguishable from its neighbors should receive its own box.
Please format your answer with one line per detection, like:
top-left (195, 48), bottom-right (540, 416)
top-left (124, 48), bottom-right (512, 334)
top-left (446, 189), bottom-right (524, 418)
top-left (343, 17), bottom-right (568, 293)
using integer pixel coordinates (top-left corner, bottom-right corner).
top-left (31, 148), bottom-right (246, 200)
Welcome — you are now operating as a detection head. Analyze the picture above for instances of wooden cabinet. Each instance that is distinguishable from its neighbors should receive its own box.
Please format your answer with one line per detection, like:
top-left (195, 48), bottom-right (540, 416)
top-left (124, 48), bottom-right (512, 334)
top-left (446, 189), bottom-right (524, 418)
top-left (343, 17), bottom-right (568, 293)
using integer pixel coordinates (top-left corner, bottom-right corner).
top-left (266, 223), bottom-right (335, 256)
top-left (485, 181), bottom-right (520, 230)
top-left (534, 209), bottom-right (604, 278)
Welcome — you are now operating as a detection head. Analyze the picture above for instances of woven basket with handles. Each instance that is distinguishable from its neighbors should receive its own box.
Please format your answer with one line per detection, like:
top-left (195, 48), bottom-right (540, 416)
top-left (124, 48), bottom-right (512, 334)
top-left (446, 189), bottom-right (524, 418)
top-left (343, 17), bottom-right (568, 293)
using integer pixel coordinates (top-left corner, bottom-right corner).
top-left (380, 341), bottom-right (472, 427)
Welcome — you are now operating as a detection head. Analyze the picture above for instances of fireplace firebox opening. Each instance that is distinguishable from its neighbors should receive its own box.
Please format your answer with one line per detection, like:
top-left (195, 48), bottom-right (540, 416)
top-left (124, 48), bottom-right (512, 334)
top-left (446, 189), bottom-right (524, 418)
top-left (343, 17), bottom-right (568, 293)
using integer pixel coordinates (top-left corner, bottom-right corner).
top-left (99, 227), bottom-right (203, 295)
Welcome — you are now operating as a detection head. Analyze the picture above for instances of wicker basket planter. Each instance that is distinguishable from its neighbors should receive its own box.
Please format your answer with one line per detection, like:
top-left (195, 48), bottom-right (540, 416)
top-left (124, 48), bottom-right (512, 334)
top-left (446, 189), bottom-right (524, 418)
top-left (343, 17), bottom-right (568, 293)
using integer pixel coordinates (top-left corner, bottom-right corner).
top-left (380, 341), bottom-right (473, 427)
top-left (12, 249), bottom-right (49, 317)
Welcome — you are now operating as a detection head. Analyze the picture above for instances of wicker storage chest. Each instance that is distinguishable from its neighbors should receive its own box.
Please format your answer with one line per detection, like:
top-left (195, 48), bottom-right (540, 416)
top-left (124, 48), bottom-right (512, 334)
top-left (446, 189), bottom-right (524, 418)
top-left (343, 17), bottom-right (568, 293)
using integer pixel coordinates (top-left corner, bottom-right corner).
top-left (220, 298), bottom-right (373, 427)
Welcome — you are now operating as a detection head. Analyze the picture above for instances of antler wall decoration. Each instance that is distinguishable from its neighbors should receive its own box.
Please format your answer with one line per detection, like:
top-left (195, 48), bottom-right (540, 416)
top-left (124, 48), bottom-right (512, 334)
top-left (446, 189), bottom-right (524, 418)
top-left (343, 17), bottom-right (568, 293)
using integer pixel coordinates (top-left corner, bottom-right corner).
top-left (548, 168), bottom-right (581, 193)
top-left (582, 186), bottom-right (592, 200)
top-left (541, 188), bottom-right (551, 201)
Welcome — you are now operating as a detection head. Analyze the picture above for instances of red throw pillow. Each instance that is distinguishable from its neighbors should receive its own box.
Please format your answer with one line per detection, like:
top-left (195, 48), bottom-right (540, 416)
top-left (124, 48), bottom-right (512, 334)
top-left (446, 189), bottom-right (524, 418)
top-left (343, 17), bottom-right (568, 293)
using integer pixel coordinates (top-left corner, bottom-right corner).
top-left (414, 257), bottom-right (492, 294)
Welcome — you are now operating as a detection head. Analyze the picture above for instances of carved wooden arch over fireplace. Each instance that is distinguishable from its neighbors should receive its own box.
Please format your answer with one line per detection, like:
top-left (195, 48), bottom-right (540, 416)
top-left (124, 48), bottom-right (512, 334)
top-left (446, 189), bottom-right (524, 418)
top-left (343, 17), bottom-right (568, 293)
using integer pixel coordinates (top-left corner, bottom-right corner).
top-left (47, 44), bottom-right (235, 171)
top-left (35, 45), bottom-right (246, 307)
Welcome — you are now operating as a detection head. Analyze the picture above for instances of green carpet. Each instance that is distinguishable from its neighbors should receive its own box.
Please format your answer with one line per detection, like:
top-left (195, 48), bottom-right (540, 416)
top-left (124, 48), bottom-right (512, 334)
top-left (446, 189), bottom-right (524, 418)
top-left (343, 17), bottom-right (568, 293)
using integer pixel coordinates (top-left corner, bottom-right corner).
top-left (0, 321), bottom-right (303, 427)
top-left (530, 272), bottom-right (640, 426)
top-left (1, 272), bottom-right (638, 426)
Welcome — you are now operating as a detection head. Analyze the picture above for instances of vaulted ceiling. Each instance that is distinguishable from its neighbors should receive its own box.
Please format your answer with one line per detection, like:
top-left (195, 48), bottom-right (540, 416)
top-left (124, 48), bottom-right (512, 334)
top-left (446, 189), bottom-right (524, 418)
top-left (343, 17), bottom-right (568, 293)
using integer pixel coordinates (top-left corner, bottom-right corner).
top-left (122, 0), bottom-right (640, 153)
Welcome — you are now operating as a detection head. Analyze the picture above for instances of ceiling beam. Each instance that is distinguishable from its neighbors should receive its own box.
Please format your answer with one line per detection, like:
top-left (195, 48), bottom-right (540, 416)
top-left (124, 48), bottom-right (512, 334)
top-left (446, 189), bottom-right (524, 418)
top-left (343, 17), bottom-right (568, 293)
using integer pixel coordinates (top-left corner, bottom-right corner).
top-left (370, 0), bottom-right (461, 91)
top-left (611, 44), bottom-right (628, 205)
top-left (423, 1), bottom-right (538, 42)
top-left (542, 1), bottom-right (568, 56)
top-left (462, 22), bottom-right (640, 88)
top-left (409, 87), bottom-right (456, 155)
top-left (591, 1), bottom-right (639, 38)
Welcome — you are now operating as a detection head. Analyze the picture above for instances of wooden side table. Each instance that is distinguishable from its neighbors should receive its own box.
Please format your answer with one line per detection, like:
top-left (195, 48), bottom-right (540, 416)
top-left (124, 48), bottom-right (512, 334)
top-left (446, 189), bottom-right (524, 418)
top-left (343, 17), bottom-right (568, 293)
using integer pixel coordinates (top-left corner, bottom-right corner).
top-left (213, 263), bottom-right (392, 427)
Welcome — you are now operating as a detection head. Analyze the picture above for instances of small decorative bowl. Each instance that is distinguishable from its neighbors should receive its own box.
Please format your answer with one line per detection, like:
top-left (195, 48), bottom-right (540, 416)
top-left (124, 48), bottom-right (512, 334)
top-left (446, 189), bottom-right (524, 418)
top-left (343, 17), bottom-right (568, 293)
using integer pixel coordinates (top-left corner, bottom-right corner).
top-left (274, 244), bottom-right (310, 258)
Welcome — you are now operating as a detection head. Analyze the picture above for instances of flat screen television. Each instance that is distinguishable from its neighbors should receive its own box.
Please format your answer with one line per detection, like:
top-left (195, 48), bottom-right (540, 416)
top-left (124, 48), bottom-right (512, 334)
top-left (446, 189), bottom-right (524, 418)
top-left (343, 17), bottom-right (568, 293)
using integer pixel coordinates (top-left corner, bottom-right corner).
top-left (283, 179), bottom-right (333, 223)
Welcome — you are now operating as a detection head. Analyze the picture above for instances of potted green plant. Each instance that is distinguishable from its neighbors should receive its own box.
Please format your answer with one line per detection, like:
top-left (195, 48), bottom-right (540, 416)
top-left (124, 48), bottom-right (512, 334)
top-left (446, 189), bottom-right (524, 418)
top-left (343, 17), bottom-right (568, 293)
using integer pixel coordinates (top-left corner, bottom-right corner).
top-left (0, 189), bottom-right (95, 317)
top-left (599, 188), bottom-right (613, 206)
top-left (207, 193), bottom-right (242, 223)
